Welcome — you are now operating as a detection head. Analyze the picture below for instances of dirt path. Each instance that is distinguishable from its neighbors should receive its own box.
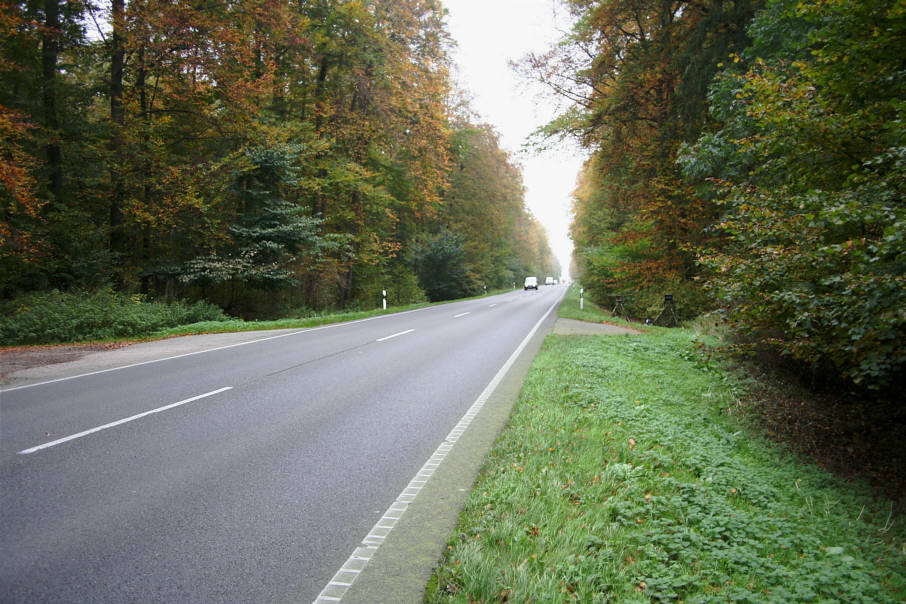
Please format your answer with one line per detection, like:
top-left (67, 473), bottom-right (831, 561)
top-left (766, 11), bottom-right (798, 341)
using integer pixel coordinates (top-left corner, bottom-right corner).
top-left (0, 342), bottom-right (131, 384)
top-left (552, 317), bottom-right (642, 336)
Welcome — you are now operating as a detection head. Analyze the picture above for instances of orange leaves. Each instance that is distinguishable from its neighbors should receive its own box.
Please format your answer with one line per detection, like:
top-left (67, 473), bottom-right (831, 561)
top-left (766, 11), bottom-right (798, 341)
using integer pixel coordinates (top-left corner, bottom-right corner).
top-left (0, 105), bottom-right (45, 265)
top-left (0, 106), bottom-right (40, 214)
top-left (555, 0), bottom-right (730, 313)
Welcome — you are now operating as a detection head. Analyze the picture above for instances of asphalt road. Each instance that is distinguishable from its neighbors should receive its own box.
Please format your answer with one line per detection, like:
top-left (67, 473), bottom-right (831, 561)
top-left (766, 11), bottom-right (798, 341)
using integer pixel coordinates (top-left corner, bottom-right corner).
top-left (1, 286), bottom-right (564, 603)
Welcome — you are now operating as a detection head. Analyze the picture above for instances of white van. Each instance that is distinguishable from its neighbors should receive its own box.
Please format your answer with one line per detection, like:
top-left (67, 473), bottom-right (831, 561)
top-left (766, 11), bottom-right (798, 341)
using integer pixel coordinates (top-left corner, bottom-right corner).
top-left (524, 276), bottom-right (538, 290)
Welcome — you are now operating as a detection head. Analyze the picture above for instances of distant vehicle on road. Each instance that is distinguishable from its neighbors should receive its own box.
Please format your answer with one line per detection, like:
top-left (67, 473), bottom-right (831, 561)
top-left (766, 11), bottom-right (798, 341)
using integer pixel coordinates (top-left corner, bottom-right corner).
top-left (545, 277), bottom-right (554, 286)
top-left (524, 277), bottom-right (538, 290)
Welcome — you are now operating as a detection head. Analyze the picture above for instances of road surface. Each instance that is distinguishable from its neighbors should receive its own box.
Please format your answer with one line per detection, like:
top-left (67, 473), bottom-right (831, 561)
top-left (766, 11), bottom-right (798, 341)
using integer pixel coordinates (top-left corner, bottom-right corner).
top-left (1, 286), bottom-right (564, 603)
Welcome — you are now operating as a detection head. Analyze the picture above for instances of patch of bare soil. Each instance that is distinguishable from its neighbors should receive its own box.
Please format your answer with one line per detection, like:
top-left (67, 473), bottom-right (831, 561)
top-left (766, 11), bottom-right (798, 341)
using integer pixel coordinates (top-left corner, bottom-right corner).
top-left (0, 342), bottom-right (131, 382)
top-left (553, 318), bottom-right (642, 336)
top-left (738, 361), bottom-right (906, 506)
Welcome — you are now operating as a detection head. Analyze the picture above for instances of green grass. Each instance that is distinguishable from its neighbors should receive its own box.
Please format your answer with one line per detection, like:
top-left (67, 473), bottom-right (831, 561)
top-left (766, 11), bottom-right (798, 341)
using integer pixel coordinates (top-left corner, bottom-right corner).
top-left (557, 286), bottom-right (639, 329)
top-left (0, 287), bottom-right (517, 346)
top-left (425, 290), bottom-right (905, 602)
top-left (148, 288), bottom-right (514, 339)
top-left (147, 305), bottom-right (425, 338)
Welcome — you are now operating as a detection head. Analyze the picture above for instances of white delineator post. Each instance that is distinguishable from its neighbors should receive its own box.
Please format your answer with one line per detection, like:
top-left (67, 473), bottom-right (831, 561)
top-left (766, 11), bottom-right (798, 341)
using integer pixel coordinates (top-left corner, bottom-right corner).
top-left (382, 289), bottom-right (387, 310)
top-left (580, 287), bottom-right (584, 310)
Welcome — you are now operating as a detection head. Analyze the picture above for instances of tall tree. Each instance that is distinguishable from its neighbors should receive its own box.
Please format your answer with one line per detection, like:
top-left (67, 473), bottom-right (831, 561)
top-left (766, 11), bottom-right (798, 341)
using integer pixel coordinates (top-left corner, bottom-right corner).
top-left (109, 0), bottom-right (125, 267)
top-left (681, 0), bottom-right (906, 388)
top-left (524, 0), bottom-right (759, 317)
top-left (0, 0), bottom-right (555, 319)
top-left (444, 124), bottom-right (523, 287)
top-left (178, 143), bottom-right (339, 315)
top-left (436, 120), bottom-right (555, 293)
top-left (41, 0), bottom-right (62, 201)
top-left (0, 3), bottom-right (44, 296)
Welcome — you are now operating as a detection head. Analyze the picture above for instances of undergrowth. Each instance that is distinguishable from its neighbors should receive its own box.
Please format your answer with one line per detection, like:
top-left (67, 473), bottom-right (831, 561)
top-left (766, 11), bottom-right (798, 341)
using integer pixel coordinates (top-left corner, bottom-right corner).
top-left (0, 289), bottom-right (227, 345)
top-left (425, 326), bottom-right (905, 601)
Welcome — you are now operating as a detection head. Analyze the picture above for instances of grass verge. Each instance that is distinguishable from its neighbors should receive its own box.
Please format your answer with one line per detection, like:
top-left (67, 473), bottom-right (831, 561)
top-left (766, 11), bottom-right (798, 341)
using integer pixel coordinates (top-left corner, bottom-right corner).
top-left (147, 304), bottom-right (428, 339)
top-left (0, 288), bottom-right (516, 346)
top-left (424, 293), bottom-right (905, 602)
top-left (148, 288), bottom-right (514, 338)
top-left (556, 286), bottom-right (639, 329)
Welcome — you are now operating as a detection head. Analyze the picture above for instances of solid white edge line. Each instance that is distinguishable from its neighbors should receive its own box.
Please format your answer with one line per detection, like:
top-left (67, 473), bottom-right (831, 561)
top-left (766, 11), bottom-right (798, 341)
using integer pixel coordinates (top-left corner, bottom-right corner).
top-left (18, 387), bottom-right (233, 454)
top-left (375, 329), bottom-right (415, 342)
top-left (312, 289), bottom-right (564, 604)
top-left (1, 305), bottom-right (444, 393)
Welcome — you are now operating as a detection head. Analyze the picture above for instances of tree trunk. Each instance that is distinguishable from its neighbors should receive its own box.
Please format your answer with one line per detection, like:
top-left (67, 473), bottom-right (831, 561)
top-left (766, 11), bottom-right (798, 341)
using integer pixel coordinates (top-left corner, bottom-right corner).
top-left (41, 0), bottom-right (63, 202)
top-left (110, 0), bottom-right (126, 280)
top-left (137, 44), bottom-right (154, 294)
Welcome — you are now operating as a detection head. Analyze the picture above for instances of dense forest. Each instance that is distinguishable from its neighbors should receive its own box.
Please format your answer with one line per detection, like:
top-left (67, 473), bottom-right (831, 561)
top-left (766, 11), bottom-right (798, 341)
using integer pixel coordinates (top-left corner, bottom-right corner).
top-left (2, 0), bottom-right (903, 394)
top-left (527, 0), bottom-right (904, 391)
top-left (0, 0), bottom-right (556, 321)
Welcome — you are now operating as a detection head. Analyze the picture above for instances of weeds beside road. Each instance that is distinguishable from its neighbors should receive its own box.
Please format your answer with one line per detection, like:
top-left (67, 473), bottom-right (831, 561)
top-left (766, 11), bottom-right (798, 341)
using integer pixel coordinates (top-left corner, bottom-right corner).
top-left (426, 288), bottom-right (905, 602)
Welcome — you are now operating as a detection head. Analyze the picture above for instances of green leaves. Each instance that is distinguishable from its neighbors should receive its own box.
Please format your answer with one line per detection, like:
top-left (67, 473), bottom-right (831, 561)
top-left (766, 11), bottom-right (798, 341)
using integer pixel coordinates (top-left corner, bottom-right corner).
top-left (545, 0), bottom-right (760, 316)
top-left (683, 0), bottom-right (906, 388)
top-left (178, 143), bottom-right (333, 298)
top-left (411, 228), bottom-right (475, 302)
top-left (0, 289), bottom-right (227, 345)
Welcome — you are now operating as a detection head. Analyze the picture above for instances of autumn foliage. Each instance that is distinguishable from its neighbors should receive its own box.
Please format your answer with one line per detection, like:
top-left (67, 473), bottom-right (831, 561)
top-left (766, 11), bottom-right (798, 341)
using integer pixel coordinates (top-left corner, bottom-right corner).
top-left (0, 0), bottom-right (554, 316)
top-left (530, 0), bottom-right (904, 389)
top-left (681, 0), bottom-right (906, 388)
top-left (521, 0), bottom-right (758, 319)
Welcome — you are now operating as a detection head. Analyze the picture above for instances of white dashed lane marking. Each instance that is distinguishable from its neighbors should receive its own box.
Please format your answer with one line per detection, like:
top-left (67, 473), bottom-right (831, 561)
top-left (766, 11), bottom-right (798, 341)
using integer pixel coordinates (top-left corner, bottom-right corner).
top-left (375, 329), bottom-right (415, 342)
top-left (19, 387), bottom-right (233, 454)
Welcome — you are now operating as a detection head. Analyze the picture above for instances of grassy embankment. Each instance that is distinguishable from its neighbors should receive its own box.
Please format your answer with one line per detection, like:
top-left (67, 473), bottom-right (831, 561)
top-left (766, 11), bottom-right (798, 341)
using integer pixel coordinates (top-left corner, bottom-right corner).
top-left (425, 287), bottom-right (905, 603)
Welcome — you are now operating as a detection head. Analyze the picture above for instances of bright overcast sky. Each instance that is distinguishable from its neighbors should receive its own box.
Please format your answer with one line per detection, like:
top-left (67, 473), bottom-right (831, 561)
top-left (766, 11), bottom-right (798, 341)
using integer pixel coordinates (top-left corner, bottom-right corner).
top-left (441, 0), bottom-right (586, 278)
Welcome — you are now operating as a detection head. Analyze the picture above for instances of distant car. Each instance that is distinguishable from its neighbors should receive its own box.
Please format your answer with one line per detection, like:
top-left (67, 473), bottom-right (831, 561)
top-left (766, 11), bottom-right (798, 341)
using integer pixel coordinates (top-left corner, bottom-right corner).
top-left (524, 276), bottom-right (538, 290)
top-left (545, 277), bottom-right (554, 286)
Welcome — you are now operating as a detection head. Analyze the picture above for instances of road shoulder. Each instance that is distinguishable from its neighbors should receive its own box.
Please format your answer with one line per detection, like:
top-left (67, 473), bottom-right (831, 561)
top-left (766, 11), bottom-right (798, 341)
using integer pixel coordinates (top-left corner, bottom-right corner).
top-left (552, 317), bottom-right (641, 336)
top-left (0, 329), bottom-right (301, 389)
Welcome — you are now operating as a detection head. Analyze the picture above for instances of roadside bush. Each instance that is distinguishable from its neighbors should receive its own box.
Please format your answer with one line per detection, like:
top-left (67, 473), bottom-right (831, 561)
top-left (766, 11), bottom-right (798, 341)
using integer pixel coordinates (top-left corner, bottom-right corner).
top-left (0, 289), bottom-right (228, 345)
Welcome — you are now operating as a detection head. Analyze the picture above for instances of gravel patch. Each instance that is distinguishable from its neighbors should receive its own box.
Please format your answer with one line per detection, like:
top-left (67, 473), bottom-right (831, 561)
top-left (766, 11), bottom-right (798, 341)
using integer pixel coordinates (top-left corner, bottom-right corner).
top-left (552, 318), bottom-right (642, 336)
